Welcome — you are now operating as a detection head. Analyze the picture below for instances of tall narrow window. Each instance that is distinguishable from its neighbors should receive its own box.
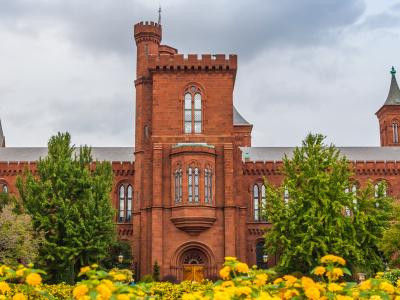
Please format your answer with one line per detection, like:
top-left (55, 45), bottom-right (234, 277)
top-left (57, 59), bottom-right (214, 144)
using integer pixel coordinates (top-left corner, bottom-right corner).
top-left (126, 185), bottom-right (133, 222)
top-left (179, 169), bottom-right (183, 202)
top-left (253, 185), bottom-right (259, 221)
top-left (118, 186), bottom-right (125, 223)
top-left (261, 185), bottom-right (266, 221)
top-left (188, 167), bottom-right (193, 203)
top-left (174, 170), bottom-right (179, 203)
top-left (393, 122), bottom-right (399, 144)
top-left (205, 168), bottom-right (213, 204)
top-left (184, 93), bottom-right (192, 133)
top-left (194, 168), bottom-right (199, 203)
top-left (183, 86), bottom-right (202, 134)
top-left (284, 187), bottom-right (289, 204)
top-left (194, 93), bottom-right (202, 133)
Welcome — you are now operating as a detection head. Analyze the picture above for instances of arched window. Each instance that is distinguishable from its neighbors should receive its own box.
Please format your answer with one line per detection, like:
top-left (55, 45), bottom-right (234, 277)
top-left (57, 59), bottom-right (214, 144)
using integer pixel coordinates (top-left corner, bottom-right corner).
top-left (174, 168), bottom-right (183, 204)
top-left (393, 122), bottom-right (399, 144)
top-left (253, 184), bottom-right (259, 221)
top-left (118, 185), bottom-right (125, 223)
top-left (117, 183), bottom-right (134, 223)
top-left (204, 168), bottom-right (213, 204)
top-left (126, 185), bottom-right (132, 222)
top-left (184, 86), bottom-right (202, 134)
top-left (194, 168), bottom-right (200, 203)
top-left (1, 182), bottom-right (8, 193)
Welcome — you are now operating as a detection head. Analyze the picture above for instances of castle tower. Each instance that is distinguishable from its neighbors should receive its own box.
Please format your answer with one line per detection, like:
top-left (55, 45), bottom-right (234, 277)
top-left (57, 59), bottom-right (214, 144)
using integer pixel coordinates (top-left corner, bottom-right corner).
top-left (376, 67), bottom-right (400, 146)
top-left (132, 20), bottom-right (251, 280)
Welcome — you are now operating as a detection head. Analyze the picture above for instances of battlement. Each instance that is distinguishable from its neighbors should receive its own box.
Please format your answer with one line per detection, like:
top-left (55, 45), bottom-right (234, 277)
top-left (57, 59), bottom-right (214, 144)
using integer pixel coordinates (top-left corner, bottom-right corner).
top-left (147, 53), bottom-right (237, 72)
top-left (134, 21), bottom-right (162, 44)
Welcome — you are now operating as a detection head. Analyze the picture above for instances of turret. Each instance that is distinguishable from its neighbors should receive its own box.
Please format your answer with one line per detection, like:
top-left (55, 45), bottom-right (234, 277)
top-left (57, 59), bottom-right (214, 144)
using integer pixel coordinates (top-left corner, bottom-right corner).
top-left (134, 21), bottom-right (162, 77)
top-left (376, 66), bottom-right (400, 146)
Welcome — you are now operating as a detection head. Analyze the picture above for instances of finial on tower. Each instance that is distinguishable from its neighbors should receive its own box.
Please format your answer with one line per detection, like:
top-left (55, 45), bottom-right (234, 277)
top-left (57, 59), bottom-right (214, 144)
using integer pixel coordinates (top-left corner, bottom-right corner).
top-left (158, 5), bottom-right (162, 25)
top-left (391, 66), bottom-right (396, 76)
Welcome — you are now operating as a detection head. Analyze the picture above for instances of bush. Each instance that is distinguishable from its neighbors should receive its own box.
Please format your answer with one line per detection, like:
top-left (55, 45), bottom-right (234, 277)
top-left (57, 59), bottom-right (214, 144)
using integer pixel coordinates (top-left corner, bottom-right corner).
top-left (379, 269), bottom-right (400, 285)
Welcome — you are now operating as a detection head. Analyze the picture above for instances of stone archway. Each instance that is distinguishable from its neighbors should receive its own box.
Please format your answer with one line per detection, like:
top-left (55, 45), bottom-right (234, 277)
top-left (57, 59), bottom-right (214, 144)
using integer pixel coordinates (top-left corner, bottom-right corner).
top-left (171, 242), bottom-right (217, 281)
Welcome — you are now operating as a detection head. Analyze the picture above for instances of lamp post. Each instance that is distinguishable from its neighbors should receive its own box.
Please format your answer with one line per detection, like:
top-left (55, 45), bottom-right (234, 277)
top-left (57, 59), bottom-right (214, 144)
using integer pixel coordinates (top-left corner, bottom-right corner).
top-left (117, 254), bottom-right (124, 268)
top-left (263, 254), bottom-right (268, 263)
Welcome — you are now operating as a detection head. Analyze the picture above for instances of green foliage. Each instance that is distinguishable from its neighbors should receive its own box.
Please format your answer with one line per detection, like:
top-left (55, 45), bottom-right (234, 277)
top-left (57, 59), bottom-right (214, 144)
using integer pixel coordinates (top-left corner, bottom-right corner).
top-left (0, 203), bottom-right (43, 265)
top-left (381, 269), bottom-right (400, 285)
top-left (153, 260), bottom-right (160, 282)
top-left (379, 203), bottom-right (400, 267)
top-left (142, 274), bottom-right (154, 283)
top-left (263, 133), bottom-right (392, 275)
top-left (100, 240), bottom-right (133, 270)
top-left (16, 132), bottom-right (116, 284)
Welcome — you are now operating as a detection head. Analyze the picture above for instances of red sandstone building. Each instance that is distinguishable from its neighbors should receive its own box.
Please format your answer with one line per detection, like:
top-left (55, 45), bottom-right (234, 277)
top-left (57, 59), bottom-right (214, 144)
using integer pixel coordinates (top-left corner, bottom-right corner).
top-left (1, 21), bottom-right (400, 281)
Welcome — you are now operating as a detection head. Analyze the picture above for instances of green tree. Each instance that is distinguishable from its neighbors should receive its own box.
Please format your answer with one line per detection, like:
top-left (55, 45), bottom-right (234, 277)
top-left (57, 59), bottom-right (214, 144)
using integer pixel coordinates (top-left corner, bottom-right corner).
top-left (17, 132), bottom-right (116, 283)
top-left (263, 133), bottom-right (392, 274)
top-left (379, 203), bottom-right (400, 267)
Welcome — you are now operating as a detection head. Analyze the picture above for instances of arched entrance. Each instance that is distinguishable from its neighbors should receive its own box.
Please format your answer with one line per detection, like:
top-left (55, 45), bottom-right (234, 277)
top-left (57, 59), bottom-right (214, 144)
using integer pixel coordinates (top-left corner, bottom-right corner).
top-left (171, 242), bottom-right (217, 281)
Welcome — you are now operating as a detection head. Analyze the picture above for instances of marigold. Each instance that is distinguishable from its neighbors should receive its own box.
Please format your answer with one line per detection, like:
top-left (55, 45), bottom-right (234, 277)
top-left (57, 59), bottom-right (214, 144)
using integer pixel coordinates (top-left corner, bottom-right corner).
top-left (273, 278), bottom-right (283, 285)
top-left (320, 254), bottom-right (346, 266)
top-left (358, 279), bottom-right (372, 290)
top-left (304, 286), bottom-right (320, 300)
top-left (328, 283), bottom-right (343, 292)
top-left (370, 296), bottom-right (382, 300)
top-left (336, 296), bottom-right (353, 300)
top-left (73, 284), bottom-right (89, 298)
top-left (283, 275), bottom-right (297, 287)
top-left (225, 256), bottom-right (237, 261)
top-left (15, 269), bottom-right (24, 277)
top-left (235, 286), bottom-right (252, 296)
top-left (0, 282), bottom-right (11, 294)
top-left (301, 277), bottom-right (316, 289)
top-left (80, 266), bottom-right (91, 274)
top-left (96, 284), bottom-right (112, 300)
top-left (26, 273), bottom-right (42, 286)
top-left (116, 295), bottom-right (130, 300)
top-left (314, 266), bottom-right (326, 276)
top-left (380, 281), bottom-right (395, 294)
top-left (236, 262), bottom-right (249, 273)
top-left (12, 293), bottom-right (27, 300)
top-left (219, 266), bottom-right (231, 279)
top-left (284, 289), bottom-right (300, 299)
top-left (113, 274), bottom-right (126, 281)
top-left (254, 273), bottom-right (268, 286)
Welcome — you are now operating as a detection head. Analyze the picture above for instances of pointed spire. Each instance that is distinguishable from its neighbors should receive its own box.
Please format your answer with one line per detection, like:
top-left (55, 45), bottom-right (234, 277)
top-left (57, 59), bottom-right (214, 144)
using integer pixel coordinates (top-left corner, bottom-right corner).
top-left (158, 5), bottom-right (162, 25)
top-left (384, 66), bottom-right (400, 105)
top-left (0, 119), bottom-right (5, 147)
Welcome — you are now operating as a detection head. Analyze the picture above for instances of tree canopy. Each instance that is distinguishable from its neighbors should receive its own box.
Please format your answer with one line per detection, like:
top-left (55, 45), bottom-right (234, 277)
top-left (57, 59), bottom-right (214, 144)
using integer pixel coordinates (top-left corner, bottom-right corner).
top-left (263, 133), bottom-right (392, 274)
top-left (17, 132), bottom-right (116, 283)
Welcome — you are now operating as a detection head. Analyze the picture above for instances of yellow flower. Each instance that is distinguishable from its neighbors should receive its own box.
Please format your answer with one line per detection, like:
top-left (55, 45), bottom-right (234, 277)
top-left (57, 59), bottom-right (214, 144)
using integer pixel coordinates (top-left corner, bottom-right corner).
top-left (116, 295), bottom-right (130, 300)
top-left (336, 296), bottom-right (353, 300)
top-left (113, 273), bottom-right (126, 281)
top-left (15, 269), bottom-right (25, 277)
top-left (219, 266), bottom-right (231, 279)
top-left (80, 266), bottom-right (91, 274)
top-left (221, 281), bottom-right (234, 288)
top-left (12, 293), bottom-right (27, 300)
top-left (284, 289), bottom-right (300, 299)
top-left (301, 277), bottom-right (316, 289)
top-left (314, 266), bottom-right (326, 276)
top-left (236, 262), bottom-right (249, 273)
top-left (397, 279), bottom-right (400, 287)
top-left (235, 286), bottom-right (252, 296)
top-left (332, 268), bottom-right (344, 277)
top-left (273, 278), bottom-right (283, 285)
top-left (304, 286), bottom-right (320, 300)
top-left (225, 257), bottom-right (237, 261)
top-left (375, 272), bottom-right (384, 278)
top-left (0, 295), bottom-right (6, 300)
top-left (96, 283), bottom-right (112, 300)
top-left (283, 275), bottom-right (297, 287)
top-left (380, 281), bottom-right (395, 294)
top-left (26, 272), bottom-right (42, 286)
top-left (102, 279), bottom-right (115, 291)
top-left (254, 273), bottom-right (268, 286)
top-left (370, 296), bottom-right (382, 300)
top-left (359, 279), bottom-right (372, 290)
top-left (73, 284), bottom-right (89, 298)
top-left (91, 264), bottom-right (99, 269)
top-left (320, 254), bottom-right (346, 266)
top-left (328, 283), bottom-right (343, 292)
top-left (0, 282), bottom-right (11, 294)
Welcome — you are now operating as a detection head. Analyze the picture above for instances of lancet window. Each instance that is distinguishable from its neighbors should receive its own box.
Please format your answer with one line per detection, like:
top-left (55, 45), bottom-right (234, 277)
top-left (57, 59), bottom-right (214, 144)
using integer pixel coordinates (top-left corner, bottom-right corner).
top-left (253, 183), bottom-right (267, 222)
top-left (184, 86), bottom-right (202, 134)
top-left (174, 168), bottom-right (183, 203)
top-left (204, 168), bottom-right (213, 204)
top-left (393, 122), bottom-right (399, 144)
top-left (118, 184), bottom-right (133, 223)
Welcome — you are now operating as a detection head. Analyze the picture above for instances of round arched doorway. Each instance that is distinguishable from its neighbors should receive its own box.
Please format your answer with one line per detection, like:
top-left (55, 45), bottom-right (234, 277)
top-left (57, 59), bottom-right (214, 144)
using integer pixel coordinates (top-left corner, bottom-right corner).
top-left (171, 242), bottom-right (216, 281)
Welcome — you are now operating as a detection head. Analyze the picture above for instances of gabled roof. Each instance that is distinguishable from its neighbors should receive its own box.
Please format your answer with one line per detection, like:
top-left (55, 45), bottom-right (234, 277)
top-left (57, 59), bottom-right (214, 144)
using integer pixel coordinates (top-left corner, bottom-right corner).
top-left (233, 106), bottom-right (250, 125)
top-left (0, 147), bottom-right (134, 162)
top-left (241, 147), bottom-right (400, 162)
top-left (384, 66), bottom-right (400, 105)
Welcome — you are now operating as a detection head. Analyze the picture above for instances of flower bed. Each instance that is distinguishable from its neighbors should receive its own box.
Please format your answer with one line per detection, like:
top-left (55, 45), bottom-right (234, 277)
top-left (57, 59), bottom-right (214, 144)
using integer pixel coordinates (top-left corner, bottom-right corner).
top-left (1, 255), bottom-right (400, 299)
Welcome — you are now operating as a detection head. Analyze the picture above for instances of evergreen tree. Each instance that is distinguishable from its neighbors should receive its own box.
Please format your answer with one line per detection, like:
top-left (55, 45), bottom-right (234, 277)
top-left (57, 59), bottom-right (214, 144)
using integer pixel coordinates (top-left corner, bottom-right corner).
top-left (17, 132), bottom-right (116, 283)
top-left (263, 133), bottom-right (392, 274)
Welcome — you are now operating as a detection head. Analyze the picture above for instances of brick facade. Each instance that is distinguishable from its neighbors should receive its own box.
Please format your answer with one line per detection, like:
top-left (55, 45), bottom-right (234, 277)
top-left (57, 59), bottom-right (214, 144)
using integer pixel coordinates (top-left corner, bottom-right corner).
top-left (1, 21), bottom-right (400, 280)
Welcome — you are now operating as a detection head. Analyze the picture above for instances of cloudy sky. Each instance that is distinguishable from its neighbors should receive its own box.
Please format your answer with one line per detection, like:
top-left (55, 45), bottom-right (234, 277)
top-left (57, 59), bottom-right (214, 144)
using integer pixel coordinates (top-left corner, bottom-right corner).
top-left (0, 0), bottom-right (399, 147)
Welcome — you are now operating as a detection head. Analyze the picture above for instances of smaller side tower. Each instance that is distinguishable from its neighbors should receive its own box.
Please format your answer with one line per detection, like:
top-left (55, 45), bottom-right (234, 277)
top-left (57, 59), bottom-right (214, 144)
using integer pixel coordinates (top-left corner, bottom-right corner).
top-left (376, 67), bottom-right (400, 146)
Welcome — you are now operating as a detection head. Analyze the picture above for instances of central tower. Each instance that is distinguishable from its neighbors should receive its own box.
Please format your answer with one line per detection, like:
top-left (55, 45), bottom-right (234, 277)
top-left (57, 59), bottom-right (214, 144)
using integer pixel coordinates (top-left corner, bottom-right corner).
top-left (132, 20), bottom-right (251, 280)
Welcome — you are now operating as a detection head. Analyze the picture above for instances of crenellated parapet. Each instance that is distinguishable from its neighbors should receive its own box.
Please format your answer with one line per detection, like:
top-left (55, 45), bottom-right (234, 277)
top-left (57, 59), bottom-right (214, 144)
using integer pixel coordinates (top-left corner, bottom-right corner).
top-left (134, 21), bottom-right (162, 44)
top-left (111, 161), bottom-right (135, 176)
top-left (148, 54), bottom-right (237, 72)
top-left (0, 162), bottom-right (36, 176)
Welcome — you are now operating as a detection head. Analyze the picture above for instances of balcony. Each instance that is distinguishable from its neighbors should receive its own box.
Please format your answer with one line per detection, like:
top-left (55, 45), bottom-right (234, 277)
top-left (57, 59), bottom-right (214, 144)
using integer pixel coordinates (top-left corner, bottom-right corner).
top-left (170, 206), bottom-right (216, 235)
